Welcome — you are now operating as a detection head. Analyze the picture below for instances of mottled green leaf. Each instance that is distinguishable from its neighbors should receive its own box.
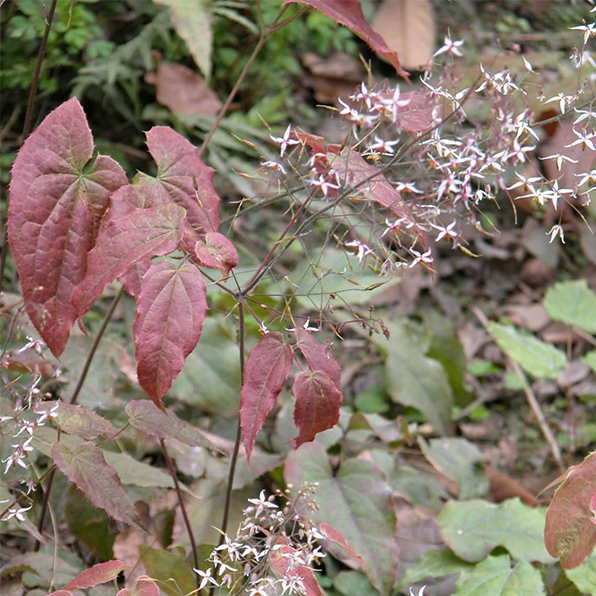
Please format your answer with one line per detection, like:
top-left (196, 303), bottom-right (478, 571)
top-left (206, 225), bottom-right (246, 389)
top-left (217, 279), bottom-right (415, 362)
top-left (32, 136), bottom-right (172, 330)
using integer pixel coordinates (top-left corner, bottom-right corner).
top-left (438, 498), bottom-right (554, 563)
top-left (139, 546), bottom-right (195, 596)
top-left (565, 550), bottom-right (596, 593)
top-left (543, 279), bottom-right (596, 333)
top-left (489, 322), bottom-right (567, 379)
top-left (420, 438), bottom-right (489, 500)
top-left (400, 547), bottom-right (474, 587)
top-left (454, 555), bottom-right (545, 596)
top-left (285, 442), bottom-right (399, 596)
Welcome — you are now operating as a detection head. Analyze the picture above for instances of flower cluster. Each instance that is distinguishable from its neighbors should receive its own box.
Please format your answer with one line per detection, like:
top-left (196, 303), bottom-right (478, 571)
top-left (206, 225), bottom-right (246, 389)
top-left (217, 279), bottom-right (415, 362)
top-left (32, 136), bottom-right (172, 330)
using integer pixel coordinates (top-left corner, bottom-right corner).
top-left (194, 483), bottom-right (326, 596)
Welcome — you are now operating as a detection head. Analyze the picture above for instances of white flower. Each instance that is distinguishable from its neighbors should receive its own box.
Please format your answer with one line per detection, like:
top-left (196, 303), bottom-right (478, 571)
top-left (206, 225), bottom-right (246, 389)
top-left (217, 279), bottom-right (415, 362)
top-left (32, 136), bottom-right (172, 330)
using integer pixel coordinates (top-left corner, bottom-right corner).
top-left (409, 248), bottom-right (433, 268)
top-left (432, 221), bottom-right (458, 242)
top-left (261, 160), bottom-right (286, 174)
top-left (565, 128), bottom-right (596, 151)
top-left (547, 224), bottom-right (565, 244)
top-left (345, 240), bottom-right (374, 264)
top-left (539, 153), bottom-right (578, 172)
top-left (194, 567), bottom-right (219, 590)
top-left (410, 586), bottom-right (427, 596)
top-left (270, 125), bottom-right (299, 158)
top-left (310, 174), bottom-right (340, 197)
top-left (246, 490), bottom-right (277, 517)
top-left (570, 22), bottom-right (596, 46)
top-left (434, 35), bottom-right (464, 58)
top-left (367, 137), bottom-right (399, 155)
top-left (2, 505), bottom-right (32, 522)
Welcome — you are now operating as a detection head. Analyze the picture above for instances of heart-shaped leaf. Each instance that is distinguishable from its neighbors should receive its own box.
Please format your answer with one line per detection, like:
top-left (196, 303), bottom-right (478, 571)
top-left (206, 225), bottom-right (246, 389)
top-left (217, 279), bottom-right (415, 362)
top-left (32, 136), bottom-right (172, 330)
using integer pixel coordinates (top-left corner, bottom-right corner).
top-left (133, 260), bottom-right (208, 405)
top-left (8, 97), bottom-right (127, 356)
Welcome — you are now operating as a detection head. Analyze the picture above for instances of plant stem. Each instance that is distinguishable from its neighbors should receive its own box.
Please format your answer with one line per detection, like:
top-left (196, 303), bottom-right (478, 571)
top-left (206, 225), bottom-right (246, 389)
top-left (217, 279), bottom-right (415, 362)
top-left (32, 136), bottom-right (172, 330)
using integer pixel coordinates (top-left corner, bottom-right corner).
top-left (160, 438), bottom-right (202, 593)
top-left (34, 285), bottom-right (125, 547)
top-left (0, 0), bottom-right (57, 293)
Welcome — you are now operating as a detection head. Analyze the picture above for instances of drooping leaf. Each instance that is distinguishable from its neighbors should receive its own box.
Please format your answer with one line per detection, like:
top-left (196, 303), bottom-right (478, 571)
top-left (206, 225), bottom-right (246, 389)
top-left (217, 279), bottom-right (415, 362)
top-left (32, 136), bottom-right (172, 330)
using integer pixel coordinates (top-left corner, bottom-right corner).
top-left (117, 576), bottom-right (161, 596)
top-left (543, 279), bottom-right (596, 333)
top-left (285, 442), bottom-right (400, 596)
top-left (126, 399), bottom-right (221, 452)
top-left (50, 441), bottom-right (145, 531)
top-left (136, 126), bottom-right (220, 233)
top-left (194, 231), bottom-right (238, 275)
top-left (283, 0), bottom-right (408, 78)
top-left (565, 550), bottom-right (596, 593)
top-left (73, 203), bottom-right (186, 318)
top-left (291, 371), bottom-right (343, 449)
top-left (133, 260), bottom-right (207, 404)
top-left (65, 485), bottom-right (115, 560)
top-left (330, 148), bottom-right (408, 219)
top-left (420, 437), bottom-right (489, 500)
top-left (454, 555), bottom-right (545, 596)
top-left (154, 0), bottom-right (212, 79)
top-left (8, 97), bottom-right (127, 356)
top-left (295, 328), bottom-right (341, 388)
top-left (240, 332), bottom-right (294, 463)
top-left (438, 498), bottom-right (554, 564)
top-left (139, 546), bottom-right (195, 596)
top-left (270, 538), bottom-right (323, 596)
top-left (545, 451), bottom-right (596, 569)
top-left (489, 322), bottom-right (567, 379)
top-left (56, 401), bottom-right (118, 440)
top-left (62, 560), bottom-right (127, 591)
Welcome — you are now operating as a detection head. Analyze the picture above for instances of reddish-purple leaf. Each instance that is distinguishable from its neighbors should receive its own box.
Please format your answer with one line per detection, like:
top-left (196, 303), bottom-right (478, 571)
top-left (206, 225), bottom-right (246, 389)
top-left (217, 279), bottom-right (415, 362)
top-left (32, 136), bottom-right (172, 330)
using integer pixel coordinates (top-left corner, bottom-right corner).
top-left (137, 126), bottom-right (220, 233)
top-left (329, 149), bottom-right (410, 220)
top-left (126, 399), bottom-right (221, 452)
top-left (194, 231), bottom-right (239, 275)
top-left (56, 401), bottom-right (118, 440)
top-left (270, 538), bottom-right (322, 596)
top-left (117, 576), bottom-right (160, 596)
top-left (133, 260), bottom-right (207, 405)
top-left (291, 370), bottom-right (343, 448)
top-left (319, 522), bottom-right (364, 565)
top-left (8, 97), bottom-right (127, 356)
top-left (240, 332), bottom-right (294, 464)
top-left (62, 560), bottom-right (127, 591)
top-left (51, 441), bottom-right (144, 531)
top-left (47, 592), bottom-right (73, 596)
top-left (283, 0), bottom-right (408, 79)
top-left (545, 451), bottom-right (596, 569)
top-left (295, 328), bottom-right (341, 389)
top-left (396, 91), bottom-right (435, 132)
top-left (72, 203), bottom-right (186, 318)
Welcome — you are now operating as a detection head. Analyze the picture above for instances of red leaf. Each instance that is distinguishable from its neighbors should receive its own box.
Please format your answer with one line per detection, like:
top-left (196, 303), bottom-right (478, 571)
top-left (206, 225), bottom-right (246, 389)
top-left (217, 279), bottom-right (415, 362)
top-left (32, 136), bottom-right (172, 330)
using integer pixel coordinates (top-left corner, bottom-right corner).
top-left (117, 576), bottom-right (160, 596)
top-left (62, 560), bottom-right (127, 591)
top-left (545, 451), bottom-right (596, 568)
top-left (329, 149), bottom-right (409, 219)
top-left (138, 126), bottom-right (220, 233)
top-left (51, 441), bottom-right (145, 531)
top-left (396, 91), bottom-right (435, 132)
top-left (47, 592), bottom-right (73, 596)
top-left (319, 522), bottom-right (364, 565)
top-left (270, 538), bottom-right (322, 596)
top-left (295, 328), bottom-right (341, 388)
top-left (126, 399), bottom-right (222, 452)
top-left (8, 98), bottom-right (127, 356)
top-left (56, 401), bottom-right (118, 440)
top-left (240, 332), bottom-right (294, 464)
top-left (194, 231), bottom-right (239, 275)
top-left (291, 370), bottom-right (343, 448)
top-left (72, 203), bottom-right (186, 318)
top-left (283, 0), bottom-right (408, 79)
top-left (133, 260), bottom-right (207, 405)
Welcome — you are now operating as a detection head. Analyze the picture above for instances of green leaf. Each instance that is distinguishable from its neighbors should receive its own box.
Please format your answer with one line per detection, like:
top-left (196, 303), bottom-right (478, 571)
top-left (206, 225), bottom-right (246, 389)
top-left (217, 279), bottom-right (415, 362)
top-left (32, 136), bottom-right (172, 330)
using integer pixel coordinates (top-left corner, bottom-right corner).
top-left (489, 322), bottom-right (567, 379)
top-left (565, 549), bottom-right (596, 593)
top-left (454, 555), bottom-right (545, 596)
top-left (154, 0), bottom-right (212, 79)
top-left (420, 438), bottom-right (489, 500)
top-left (438, 498), bottom-right (555, 563)
top-left (581, 350), bottom-right (596, 373)
top-left (65, 485), bottom-right (115, 560)
top-left (285, 442), bottom-right (399, 596)
top-left (51, 441), bottom-right (145, 531)
top-left (543, 279), bottom-right (596, 333)
top-left (333, 571), bottom-right (377, 596)
top-left (400, 547), bottom-right (474, 587)
top-left (170, 317), bottom-right (241, 416)
top-left (139, 546), bottom-right (195, 596)
top-left (383, 319), bottom-right (453, 435)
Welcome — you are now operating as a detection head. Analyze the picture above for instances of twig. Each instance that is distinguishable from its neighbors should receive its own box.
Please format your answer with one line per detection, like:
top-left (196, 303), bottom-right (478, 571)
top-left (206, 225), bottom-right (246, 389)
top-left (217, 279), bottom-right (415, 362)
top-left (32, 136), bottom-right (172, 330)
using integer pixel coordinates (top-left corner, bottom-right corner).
top-left (473, 307), bottom-right (565, 473)
top-left (0, 0), bottom-right (58, 293)
top-left (160, 438), bottom-right (202, 594)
